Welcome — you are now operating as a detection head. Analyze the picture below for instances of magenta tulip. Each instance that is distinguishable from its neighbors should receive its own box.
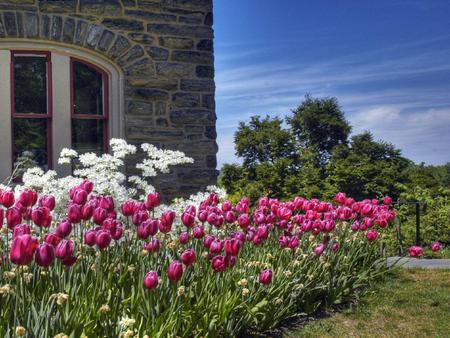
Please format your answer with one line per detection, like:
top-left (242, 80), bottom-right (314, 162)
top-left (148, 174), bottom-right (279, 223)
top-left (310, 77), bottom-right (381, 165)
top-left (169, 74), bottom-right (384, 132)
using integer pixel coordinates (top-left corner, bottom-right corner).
top-left (181, 249), bottom-right (196, 266)
top-left (56, 220), bottom-right (72, 238)
top-left (259, 269), bottom-right (273, 284)
top-left (55, 240), bottom-right (74, 259)
top-left (224, 238), bottom-right (241, 256)
top-left (211, 255), bottom-right (227, 273)
top-left (84, 230), bottom-right (97, 246)
top-left (96, 230), bottom-right (112, 249)
top-left (179, 232), bottom-right (190, 245)
top-left (193, 225), bottom-right (205, 239)
top-left (409, 246), bottom-right (423, 258)
top-left (39, 195), bottom-right (56, 211)
top-left (68, 204), bottom-right (82, 223)
top-left (144, 238), bottom-right (160, 253)
top-left (366, 230), bottom-right (379, 242)
top-left (181, 212), bottom-right (195, 228)
top-left (167, 260), bottom-right (183, 282)
top-left (430, 242), bottom-right (442, 252)
top-left (145, 192), bottom-right (160, 210)
top-left (10, 234), bottom-right (39, 265)
top-left (44, 233), bottom-right (62, 246)
top-left (6, 207), bottom-right (22, 229)
top-left (35, 243), bottom-right (55, 267)
top-left (93, 207), bottom-right (108, 225)
top-left (144, 271), bottom-right (159, 290)
top-left (1, 191), bottom-right (15, 208)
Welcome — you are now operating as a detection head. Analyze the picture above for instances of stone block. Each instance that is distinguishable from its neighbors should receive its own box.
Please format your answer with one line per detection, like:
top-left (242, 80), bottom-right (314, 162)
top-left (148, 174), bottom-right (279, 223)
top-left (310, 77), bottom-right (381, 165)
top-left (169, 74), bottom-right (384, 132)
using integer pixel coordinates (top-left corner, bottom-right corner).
top-left (24, 12), bottom-right (38, 38)
top-left (103, 18), bottom-right (143, 31)
top-left (62, 17), bottom-right (75, 43)
top-left (171, 50), bottom-right (213, 64)
top-left (80, 0), bottom-right (122, 16)
top-left (172, 92), bottom-right (200, 108)
top-left (145, 46), bottom-right (169, 61)
top-left (170, 109), bottom-right (215, 124)
top-left (196, 65), bottom-right (214, 78)
top-left (180, 79), bottom-right (214, 92)
top-left (159, 36), bottom-right (193, 49)
top-left (126, 87), bottom-right (169, 100)
top-left (156, 62), bottom-right (194, 77)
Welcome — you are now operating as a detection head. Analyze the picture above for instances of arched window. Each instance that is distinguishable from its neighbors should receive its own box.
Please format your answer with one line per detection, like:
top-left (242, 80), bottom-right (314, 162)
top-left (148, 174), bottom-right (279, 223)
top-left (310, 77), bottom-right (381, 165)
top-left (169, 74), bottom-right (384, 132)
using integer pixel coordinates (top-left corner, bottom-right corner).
top-left (0, 43), bottom-right (123, 180)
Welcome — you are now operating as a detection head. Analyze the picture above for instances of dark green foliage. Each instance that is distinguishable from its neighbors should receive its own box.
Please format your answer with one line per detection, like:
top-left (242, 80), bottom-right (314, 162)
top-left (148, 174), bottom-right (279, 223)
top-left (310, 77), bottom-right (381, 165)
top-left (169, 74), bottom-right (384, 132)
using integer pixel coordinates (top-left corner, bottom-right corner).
top-left (287, 95), bottom-right (351, 164)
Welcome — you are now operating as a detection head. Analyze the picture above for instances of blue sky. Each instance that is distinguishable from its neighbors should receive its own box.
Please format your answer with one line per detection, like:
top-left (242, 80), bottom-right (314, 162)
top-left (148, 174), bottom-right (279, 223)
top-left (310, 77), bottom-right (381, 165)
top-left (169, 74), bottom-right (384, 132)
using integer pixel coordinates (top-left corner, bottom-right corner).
top-left (213, 0), bottom-right (450, 167)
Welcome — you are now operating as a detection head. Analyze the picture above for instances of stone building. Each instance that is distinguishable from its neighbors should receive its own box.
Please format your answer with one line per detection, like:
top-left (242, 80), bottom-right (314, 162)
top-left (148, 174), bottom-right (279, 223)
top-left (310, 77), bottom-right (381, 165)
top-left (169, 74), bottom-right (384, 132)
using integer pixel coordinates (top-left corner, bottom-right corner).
top-left (0, 0), bottom-right (217, 199)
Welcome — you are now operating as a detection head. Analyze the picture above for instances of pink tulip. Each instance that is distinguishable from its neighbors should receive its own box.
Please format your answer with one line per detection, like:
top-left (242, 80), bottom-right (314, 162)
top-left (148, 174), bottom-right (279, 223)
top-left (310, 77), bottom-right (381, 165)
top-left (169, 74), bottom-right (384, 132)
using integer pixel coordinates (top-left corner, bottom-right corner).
top-left (55, 240), bottom-right (74, 259)
top-left (144, 271), bottom-right (159, 290)
top-left (211, 255), bottom-right (226, 273)
top-left (73, 189), bottom-right (88, 205)
top-left (68, 204), bottom-right (82, 223)
top-left (366, 230), bottom-right (379, 242)
top-left (179, 232), bottom-right (190, 245)
top-left (93, 208), bottom-right (108, 225)
top-left (144, 238), bottom-right (160, 253)
top-left (1, 191), bottom-right (15, 208)
top-left (237, 214), bottom-right (250, 229)
top-left (288, 236), bottom-right (299, 250)
top-left (314, 243), bottom-right (326, 256)
top-left (10, 234), bottom-right (39, 265)
top-left (84, 230), bottom-right (97, 246)
top-left (409, 246), bottom-right (423, 258)
top-left (332, 243), bottom-right (340, 252)
top-left (96, 230), bottom-right (112, 249)
top-left (259, 269), bottom-right (273, 284)
top-left (181, 212), bottom-right (195, 228)
top-left (13, 224), bottom-right (31, 237)
top-left (44, 233), bottom-right (61, 246)
top-left (81, 204), bottom-right (94, 220)
top-left (224, 238), bottom-right (241, 256)
top-left (167, 260), bottom-right (183, 282)
top-left (221, 200), bottom-right (232, 212)
top-left (31, 207), bottom-right (52, 228)
top-left (225, 211), bottom-right (236, 223)
top-left (160, 210), bottom-right (175, 233)
top-left (56, 220), bottom-right (72, 238)
top-left (430, 242), bottom-right (442, 252)
top-left (209, 239), bottom-right (223, 254)
top-left (181, 249), bottom-right (196, 266)
top-left (6, 207), bottom-right (22, 229)
top-left (334, 192), bottom-right (346, 205)
top-left (35, 243), bottom-right (55, 267)
top-left (120, 200), bottom-right (135, 216)
top-left (383, 196), bottom-right (393, 205)
top-left (279, 235), bottom-right (290, 248)
top-left (193, 225), bottom-right (205, 239)
top-left (145, 192), bottom-right (161, 210)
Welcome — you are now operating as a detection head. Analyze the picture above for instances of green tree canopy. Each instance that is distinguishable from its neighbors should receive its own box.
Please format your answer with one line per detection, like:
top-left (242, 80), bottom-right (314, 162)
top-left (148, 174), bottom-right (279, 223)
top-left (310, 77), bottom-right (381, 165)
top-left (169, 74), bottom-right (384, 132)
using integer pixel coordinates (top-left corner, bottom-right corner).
top-left (287, 95), bottom-right (351, 163)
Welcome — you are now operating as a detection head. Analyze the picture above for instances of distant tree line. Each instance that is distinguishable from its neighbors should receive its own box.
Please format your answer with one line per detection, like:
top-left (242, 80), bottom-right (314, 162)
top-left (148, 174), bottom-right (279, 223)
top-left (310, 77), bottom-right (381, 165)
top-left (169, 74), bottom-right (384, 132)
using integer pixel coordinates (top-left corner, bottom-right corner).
top-left (219, 95), bottom-right (450, 246)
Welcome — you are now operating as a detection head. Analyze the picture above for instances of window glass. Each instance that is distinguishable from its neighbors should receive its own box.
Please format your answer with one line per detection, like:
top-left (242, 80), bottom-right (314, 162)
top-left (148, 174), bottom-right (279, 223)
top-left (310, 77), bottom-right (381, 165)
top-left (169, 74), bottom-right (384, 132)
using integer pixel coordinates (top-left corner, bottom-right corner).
top-left (73, 61), bottom-right (104, 115)
top-left (13, 56), bottom-right (48, 115)
top-left (13, 118), bottom-right (49, 170)
top-left (72, 119), bottom-right (104, 155)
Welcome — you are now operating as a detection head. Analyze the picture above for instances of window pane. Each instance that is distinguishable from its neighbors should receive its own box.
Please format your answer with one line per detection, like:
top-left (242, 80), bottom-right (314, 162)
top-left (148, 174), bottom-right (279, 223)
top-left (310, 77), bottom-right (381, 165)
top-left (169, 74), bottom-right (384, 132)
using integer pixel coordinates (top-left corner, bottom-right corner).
top-left (14, 56), bottom-right (48, 115)
top-left (13, 118), bottom-right (49, 170)
top-left (72, 119), bottom-right (104, 154)
top-left (73, 61), bottom-right (104, 115)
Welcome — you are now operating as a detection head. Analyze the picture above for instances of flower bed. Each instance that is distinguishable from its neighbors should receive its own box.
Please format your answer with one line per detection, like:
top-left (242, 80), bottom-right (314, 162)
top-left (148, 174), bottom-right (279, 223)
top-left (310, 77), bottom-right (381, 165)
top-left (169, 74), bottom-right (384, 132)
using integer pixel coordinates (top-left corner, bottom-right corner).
top-left (0, 141), bottom-right (397, 337)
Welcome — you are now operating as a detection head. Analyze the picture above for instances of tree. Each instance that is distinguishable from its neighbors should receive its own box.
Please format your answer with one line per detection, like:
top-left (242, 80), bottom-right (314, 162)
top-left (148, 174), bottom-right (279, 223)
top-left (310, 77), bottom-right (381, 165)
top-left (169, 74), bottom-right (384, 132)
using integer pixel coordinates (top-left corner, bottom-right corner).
top-left (287, 95), bottom-right (351, 164)
top-left (218, 164), bottom-right (244, 195)
top-left (325, 131), bottom-right (410, 200)
top-left (235, 115), bottom-right (296, 169)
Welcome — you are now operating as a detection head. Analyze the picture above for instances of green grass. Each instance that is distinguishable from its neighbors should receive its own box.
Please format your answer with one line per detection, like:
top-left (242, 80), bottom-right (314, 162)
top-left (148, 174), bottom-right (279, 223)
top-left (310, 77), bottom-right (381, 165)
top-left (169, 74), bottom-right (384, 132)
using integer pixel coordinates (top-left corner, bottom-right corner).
top-left (289, 268), bottom-right (450, 338)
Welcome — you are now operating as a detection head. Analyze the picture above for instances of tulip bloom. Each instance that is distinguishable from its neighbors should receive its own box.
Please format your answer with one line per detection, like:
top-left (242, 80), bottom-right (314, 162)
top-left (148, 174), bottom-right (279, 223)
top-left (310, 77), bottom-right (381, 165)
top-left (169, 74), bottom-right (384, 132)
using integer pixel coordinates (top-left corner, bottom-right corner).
top-left (68, 204), bottom-right (82, 223)
top-left (96, 230), bottom-right (112, 249)
top-left (6, 207), bottom-right (22, 229)
top-left (211, 255), bottom-right (226, 273)
top-left (181, 249), bottom-right (196, 266)
top-left (56, 220), bottom-right (72, 238)
top-left (193, 225), bottom-right (205, 239)
top-left (84, 230), bottom-right (97, 246)
top-left (160, 210), bottom-right (176, 233)
top-left (409, 246), bottom-right (423, 258)
top-left (224, 238), bottom-right (241, 256)
top-left (181, 212), bottom-right (195, 228)
top-left (144, 271), bottom-right (159, 290)
top-left (167, 260), bottom-right (183, 282)
top-left (237, 214), bottom-right (250, 229)
top-left (365, 230), bottom-right (379, 242)
top-left (93, 208), bottom-right (108, 225)
top-left (39, 195), bottom-right (56, 211)
top-left (179, 232), bottom-right (190, 245)
top-left (10, 234), bottom-right (39, 265)
top-left (55, 240), bottom-right (74, 259)
top-left (35, 243), bottom-right (55, 267)
top-left (259, 269), bottom-right (273, 285)
top-left (314, 244), bottom-right (326, 256)
top-left (144, 238), bottom-right (161, 253)
top-left (145, 192), bottom-right (161, 210)
top-left (430, 242), bottom-right (442, 253)
top-left (1, 191), bottom-right (15, 208)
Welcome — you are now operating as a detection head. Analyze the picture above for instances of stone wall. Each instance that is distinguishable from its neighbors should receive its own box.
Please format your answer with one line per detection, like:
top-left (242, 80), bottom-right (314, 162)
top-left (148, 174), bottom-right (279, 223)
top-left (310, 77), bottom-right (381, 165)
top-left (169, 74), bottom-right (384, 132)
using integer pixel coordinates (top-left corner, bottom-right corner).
top-left (0, 0), bottom-right (217, 200)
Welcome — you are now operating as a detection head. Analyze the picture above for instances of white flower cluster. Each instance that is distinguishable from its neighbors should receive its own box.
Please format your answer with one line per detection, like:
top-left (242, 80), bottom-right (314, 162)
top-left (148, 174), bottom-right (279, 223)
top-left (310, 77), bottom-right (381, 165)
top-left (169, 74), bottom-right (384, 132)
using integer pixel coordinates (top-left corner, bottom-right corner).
top-left (137, 143), bottom-right (194, 178)
top-left (170, 185), bottom-right (228, 215)
top-left (17, 139), bottom-right (197, 208)
top-left (57, 148), bottom-right (78, 165)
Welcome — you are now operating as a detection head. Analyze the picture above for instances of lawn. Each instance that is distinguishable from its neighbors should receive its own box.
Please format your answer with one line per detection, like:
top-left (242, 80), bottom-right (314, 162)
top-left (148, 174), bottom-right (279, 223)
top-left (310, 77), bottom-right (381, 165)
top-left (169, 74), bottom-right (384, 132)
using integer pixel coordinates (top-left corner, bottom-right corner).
top-left (290, 268), bottom-right (450, 338)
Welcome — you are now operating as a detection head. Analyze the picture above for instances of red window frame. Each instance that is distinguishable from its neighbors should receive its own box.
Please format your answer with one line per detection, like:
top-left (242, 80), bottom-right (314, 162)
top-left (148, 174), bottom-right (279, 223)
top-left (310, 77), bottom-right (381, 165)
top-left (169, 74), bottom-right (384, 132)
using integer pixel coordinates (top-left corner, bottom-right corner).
top-left (10, 50), bottom-right (53, 170)
top-left (70, 57), bottom-right (109, 153)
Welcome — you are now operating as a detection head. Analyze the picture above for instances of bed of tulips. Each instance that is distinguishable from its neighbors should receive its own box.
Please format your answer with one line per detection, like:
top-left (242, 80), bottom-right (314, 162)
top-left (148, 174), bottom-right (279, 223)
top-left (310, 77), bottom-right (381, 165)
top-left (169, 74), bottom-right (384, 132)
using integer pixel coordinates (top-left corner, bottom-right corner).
top-left (0, 183), bottom-right (397, 337)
